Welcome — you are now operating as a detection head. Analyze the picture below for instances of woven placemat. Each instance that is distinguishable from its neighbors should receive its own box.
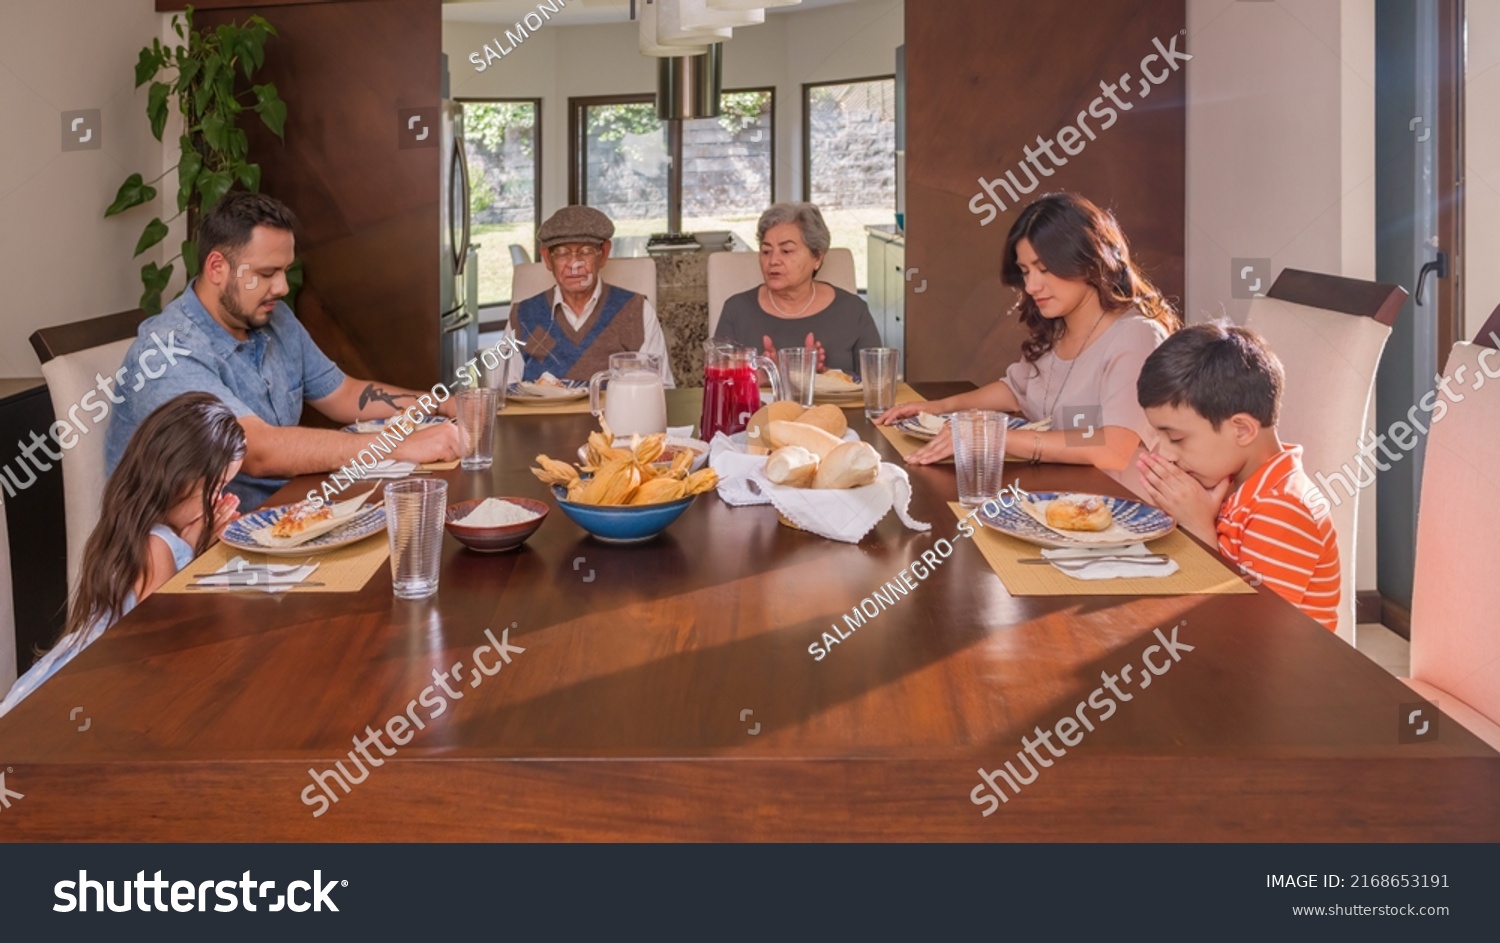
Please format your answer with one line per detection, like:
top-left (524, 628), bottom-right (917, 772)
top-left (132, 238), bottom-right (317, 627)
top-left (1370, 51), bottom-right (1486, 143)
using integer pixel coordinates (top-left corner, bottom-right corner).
top-left (420, 459), bottom-right (460, 471)
top-left (873, 383), bottom-right (950, 462)
top-left (948, 502), bottom-right (1256, 597)
top-left (158, 531), bottom-right (390, 595)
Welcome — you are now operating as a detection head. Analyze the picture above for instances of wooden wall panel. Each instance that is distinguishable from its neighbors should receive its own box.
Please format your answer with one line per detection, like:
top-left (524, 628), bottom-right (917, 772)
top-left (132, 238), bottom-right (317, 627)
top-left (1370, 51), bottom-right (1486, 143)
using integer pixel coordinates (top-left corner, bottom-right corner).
top-left (905, 0), bottom-right (1186, 384)
top-left (184, 0), bottom-right (441, 391)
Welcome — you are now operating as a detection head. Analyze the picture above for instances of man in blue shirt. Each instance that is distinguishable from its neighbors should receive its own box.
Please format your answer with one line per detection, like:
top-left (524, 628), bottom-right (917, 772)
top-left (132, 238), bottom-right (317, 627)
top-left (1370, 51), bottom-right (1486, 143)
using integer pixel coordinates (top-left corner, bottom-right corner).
top-left (105, 193), bottom-right (465, 509)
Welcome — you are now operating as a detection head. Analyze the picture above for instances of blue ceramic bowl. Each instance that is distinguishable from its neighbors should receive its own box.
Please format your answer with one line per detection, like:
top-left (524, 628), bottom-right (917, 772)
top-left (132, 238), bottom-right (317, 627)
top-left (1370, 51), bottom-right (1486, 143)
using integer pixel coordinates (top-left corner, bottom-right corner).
top-left (550, 484), bottom-right (697, 544)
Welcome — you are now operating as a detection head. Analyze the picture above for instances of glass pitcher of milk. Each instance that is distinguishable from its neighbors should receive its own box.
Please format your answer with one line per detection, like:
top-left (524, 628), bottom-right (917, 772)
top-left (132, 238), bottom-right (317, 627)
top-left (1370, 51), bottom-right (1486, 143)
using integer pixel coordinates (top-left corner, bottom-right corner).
top-left (589, 352), bottom-right (667, 437)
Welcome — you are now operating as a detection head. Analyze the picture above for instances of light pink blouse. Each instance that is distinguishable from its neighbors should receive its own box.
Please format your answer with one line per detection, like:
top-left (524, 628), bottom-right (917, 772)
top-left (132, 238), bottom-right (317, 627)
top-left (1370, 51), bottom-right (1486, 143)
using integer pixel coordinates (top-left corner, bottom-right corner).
top-left (1000, 310), bottom-right (1169, 447)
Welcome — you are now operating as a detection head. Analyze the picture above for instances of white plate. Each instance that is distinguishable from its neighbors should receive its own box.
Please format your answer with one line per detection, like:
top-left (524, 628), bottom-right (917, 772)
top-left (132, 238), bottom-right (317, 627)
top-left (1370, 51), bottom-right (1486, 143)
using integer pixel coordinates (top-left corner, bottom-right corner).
top-left (895, 414), bottom-right (1030, 439)
top-left (507, 380), bottom-right (590, 402)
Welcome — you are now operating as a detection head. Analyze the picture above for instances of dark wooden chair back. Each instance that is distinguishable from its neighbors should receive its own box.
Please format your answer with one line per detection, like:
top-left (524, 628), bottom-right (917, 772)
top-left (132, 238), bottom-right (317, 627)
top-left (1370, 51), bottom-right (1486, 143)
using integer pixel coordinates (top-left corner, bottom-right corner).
top-left (1265, 268), bottom-right (1407, 326)
top-left (1475, 303), bottom-right (1500, 348)
top-left (29, 308), bottom-right (149, 365)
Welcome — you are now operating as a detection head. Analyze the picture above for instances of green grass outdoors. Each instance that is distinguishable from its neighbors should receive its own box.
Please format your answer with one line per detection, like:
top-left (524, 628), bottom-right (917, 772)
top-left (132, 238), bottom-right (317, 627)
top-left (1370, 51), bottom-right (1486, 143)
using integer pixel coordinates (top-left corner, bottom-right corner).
top-left (473, 206), bottom-right (893, 309)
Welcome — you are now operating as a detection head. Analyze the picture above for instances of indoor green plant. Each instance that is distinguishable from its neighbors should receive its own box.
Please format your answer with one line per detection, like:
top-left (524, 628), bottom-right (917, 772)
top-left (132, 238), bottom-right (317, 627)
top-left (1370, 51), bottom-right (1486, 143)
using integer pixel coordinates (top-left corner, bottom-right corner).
top-left (105, 4), bottom-right (286, 314)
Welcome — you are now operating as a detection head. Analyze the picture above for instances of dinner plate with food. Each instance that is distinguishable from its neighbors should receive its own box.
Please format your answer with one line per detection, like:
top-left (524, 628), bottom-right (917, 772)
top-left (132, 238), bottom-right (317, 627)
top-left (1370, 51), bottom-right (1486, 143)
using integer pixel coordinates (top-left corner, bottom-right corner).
top-left (221, 492), bottom-right (387, 556)
top-left (341, 416), bottom-right (450, 434)
top-left (812, 369), bottom-right (863, 400)
top-left (894, 412), bottom-right (1035, 440)
top-left (977, 491), bottom-right (1175, 549)
top-left (507, 372), bottom-right (590, 402)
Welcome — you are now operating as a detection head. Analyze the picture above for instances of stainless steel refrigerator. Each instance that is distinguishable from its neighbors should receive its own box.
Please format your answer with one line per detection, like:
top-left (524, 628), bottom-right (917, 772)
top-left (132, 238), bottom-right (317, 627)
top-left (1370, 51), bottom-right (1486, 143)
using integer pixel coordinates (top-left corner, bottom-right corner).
top-left (439, 55), bottom-right (478, 383)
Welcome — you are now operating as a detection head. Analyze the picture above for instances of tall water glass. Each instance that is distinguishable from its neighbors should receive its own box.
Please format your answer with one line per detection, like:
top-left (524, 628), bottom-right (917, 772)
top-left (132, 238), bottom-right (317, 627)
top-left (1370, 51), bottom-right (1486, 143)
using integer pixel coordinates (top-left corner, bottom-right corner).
top-left (950, 410), bottom-right (1008, 508)
top-left (778, 347), bottom-right (817, 408)
top-left (860, 347), bottom-right (899, 419)
top-left (456, 388), bottom-right (498, 470)
top-left (385, 479), bottom-right (448, 599)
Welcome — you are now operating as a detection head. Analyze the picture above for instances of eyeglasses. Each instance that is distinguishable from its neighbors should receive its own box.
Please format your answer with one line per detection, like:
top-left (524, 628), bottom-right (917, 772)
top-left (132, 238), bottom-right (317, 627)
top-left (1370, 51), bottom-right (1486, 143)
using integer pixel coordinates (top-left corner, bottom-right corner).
top-left (549, 246), bottom-right (602, 261)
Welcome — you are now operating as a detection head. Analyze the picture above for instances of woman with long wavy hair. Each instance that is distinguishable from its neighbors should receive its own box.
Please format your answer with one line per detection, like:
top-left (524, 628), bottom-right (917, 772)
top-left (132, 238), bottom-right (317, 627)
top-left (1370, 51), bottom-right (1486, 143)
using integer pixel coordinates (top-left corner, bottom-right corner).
top-left (879, 192), bottom-right (1179, 469)
top-left (0, 392), bottom-right (245, 715)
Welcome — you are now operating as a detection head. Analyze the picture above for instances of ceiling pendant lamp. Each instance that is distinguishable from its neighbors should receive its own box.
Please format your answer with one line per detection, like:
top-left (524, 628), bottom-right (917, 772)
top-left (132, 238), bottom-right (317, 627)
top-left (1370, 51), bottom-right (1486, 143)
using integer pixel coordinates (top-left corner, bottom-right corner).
top-left (640, 0), bottom-right (709, 56)
top-left (707, 0), bottom-right (802, 10)
top-left (678, 0), bottom-right (765, 29)
top-left (655, 0), bottom-right (734, 47)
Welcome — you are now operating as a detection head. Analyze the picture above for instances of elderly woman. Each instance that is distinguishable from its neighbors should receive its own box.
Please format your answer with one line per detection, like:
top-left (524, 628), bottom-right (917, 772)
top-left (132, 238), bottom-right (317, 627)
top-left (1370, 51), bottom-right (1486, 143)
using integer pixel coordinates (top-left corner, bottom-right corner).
top-left (713, 202), bottom-right (883, 375)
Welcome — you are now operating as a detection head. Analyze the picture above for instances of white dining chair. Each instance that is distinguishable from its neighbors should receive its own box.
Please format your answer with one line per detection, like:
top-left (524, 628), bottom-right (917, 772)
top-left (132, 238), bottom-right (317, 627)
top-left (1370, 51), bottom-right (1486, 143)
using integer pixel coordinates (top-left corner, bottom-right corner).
top-left (1405, 338), bottom-right (1500, 750)
top-left (1245, 269), bottom-right (1405, 643)
top-left (707, 247), bottom-right (858, 338)
top-left (36, 337), bottom-right (137, 596)
top-left (0, 493), bottom-right (16, 697)
top-left (510, 257), bottom-right (658, 313)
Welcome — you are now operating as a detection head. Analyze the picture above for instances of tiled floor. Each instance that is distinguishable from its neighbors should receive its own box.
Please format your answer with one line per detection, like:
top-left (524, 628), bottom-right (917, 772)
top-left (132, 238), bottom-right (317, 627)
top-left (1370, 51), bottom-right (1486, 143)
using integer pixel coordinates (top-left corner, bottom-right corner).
top-left (1355, 622), bottom-right (1410, 678)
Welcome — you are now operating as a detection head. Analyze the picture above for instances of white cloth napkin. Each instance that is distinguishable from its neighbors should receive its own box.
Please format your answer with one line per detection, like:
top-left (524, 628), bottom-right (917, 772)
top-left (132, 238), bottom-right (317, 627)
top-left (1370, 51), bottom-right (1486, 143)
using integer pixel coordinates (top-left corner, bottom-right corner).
top-left (708, 434), bottom-right (930, 542)
top-left (193, 556), bottom-right (319, 592)
top-left (359, 460), bottom-right (417, 479)
top-left (1038, 542), bottom-right (1178, 580)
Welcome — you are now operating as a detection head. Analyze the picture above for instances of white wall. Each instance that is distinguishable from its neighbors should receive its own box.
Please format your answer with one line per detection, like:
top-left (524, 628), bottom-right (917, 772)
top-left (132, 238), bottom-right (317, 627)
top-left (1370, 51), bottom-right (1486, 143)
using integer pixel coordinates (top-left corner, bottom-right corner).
top-left (0, 0), bottom-right (171, 378)
top-left (444, 0), bottom-right (903, 219)
top-left (1185, 0), bottom-right (1378, 596)
top-left (1466, 0), bottom-right (1500, 340)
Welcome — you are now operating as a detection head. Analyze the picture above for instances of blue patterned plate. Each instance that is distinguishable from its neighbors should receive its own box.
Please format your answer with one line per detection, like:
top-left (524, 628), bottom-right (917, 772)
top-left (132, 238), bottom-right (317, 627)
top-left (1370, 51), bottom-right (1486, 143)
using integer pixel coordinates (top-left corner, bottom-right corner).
top-left (976, 491), bottom-right (1175, 549)
top-left (341, 416), bottom-right (448, 434)
top-left (222, 505), bottom-right (388, 556)
top-left (895, 414), bottom-right (1029, 440)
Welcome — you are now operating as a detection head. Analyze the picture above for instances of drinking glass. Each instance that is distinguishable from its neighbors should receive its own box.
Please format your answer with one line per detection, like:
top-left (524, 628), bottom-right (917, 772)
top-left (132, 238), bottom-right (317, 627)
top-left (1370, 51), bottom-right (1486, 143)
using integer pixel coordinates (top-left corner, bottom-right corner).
top-left (778, 347), bottom-right (817, 408)
top-left (456, 388), bottom-right (498, 470)
top-left (480, 349), bottom-right (509, 411)
top-left (385, 478), bottom-right (448, 599)
top-left (860, 347), bottom-right (899, 419)
top-left (950, 410), bottom-right (1009, 508)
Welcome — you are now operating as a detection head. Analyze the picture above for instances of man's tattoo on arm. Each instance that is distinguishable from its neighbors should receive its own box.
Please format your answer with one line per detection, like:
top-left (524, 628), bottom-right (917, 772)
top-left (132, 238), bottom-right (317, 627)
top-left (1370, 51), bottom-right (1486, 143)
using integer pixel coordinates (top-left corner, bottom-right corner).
top-left (358, 384), bottom-right (417, 410)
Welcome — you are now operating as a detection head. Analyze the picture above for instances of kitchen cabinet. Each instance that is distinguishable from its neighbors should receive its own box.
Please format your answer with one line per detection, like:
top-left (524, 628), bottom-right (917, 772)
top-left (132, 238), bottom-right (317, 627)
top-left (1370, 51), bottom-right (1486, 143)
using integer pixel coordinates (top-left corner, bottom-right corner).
top-left (867, 226), bottom-right (907, 377)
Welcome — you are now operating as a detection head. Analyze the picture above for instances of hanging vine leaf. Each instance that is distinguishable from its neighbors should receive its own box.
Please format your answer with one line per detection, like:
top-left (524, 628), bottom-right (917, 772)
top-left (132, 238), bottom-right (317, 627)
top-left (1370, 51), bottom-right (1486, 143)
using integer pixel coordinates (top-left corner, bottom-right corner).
top-left (133, 218), bottom-right (170, 257)
top-left (106, 174), bottom-right (157, 217)
top-left (177, 144), bottom-right (202, 213)
top-left (147, 82), bottom-right (172, 141)
top-left (182, 239), bottom-right (200, 279)
top-left (236, 161), bottom-right (261, 192)
top-left (196, 168), bottom-right (234, 213)
top-left (254, 84), bottom-right (286, 140)
top-left (134, 47), bottom-right (161, 87)
top-left (140, 261), bottom-right (175, 315)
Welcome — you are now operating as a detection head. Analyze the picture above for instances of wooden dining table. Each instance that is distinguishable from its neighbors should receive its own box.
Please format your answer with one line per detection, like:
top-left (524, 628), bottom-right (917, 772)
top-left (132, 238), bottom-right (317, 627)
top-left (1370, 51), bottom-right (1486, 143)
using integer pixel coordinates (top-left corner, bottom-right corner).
top-left (0, 384), bottom-right (1496, 841)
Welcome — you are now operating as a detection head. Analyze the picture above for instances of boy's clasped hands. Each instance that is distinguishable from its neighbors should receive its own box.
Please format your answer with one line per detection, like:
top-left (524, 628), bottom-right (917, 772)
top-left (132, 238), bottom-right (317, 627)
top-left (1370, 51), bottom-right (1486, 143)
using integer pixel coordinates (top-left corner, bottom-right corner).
top-left (1135, 451), bottom-right (1230, 546)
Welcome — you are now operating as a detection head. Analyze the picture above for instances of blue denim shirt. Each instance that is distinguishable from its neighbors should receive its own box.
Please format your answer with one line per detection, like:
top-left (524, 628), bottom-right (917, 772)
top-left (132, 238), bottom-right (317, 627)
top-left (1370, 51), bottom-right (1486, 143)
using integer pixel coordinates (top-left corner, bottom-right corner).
top-left (103, 280), bottom-right (345, 510)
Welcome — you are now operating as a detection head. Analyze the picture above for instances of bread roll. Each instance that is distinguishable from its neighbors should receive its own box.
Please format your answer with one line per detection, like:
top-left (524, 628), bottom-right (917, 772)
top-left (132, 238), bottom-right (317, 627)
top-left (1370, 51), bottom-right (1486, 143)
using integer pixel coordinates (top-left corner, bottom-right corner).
top-left (767, 420), bottom-right (844, 458)
top-left (744, 401), bottom-right (803, 455)
top-left (812, 441), bottom-right (880, 489)
top-left (795, 404), bottom-right (847, 438)
top-left (765, 445), bottom-right (819, 487)
top-left (1045, 493), bottom-right (1113, 531)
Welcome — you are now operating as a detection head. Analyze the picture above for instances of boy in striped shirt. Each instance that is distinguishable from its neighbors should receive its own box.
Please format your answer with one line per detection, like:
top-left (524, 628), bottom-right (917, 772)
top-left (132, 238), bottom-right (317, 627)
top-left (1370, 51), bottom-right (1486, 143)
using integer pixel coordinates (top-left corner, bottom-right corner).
top-left (1134, 323), bottom-right (1340, 630)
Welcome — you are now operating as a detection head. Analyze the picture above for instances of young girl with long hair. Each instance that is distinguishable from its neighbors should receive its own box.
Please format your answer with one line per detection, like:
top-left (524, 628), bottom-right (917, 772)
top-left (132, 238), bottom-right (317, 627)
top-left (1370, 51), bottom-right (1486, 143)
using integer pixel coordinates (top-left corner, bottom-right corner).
top-left (880, 192), bottom-right (1179, 469)
top-left (0, 392), bottom-right (245, 715)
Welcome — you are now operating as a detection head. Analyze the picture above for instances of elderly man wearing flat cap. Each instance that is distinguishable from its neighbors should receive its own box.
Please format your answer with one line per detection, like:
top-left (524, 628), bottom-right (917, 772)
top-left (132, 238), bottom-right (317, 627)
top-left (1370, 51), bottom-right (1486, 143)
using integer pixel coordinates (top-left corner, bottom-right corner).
top-left (501, 205), bottom-right (676, 388)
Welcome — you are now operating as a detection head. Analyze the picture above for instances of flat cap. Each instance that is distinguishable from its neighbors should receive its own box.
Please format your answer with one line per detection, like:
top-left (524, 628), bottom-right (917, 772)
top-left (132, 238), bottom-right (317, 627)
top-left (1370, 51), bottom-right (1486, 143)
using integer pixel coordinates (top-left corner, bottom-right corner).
top-left (538, 205), bottom-right (615, 248)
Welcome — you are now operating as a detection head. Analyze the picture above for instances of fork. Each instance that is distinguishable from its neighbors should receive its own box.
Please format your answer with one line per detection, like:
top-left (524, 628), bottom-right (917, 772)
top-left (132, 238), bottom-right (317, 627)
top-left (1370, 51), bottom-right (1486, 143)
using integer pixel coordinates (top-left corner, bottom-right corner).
top-left (1019, 553), bottom-right (1171, 567)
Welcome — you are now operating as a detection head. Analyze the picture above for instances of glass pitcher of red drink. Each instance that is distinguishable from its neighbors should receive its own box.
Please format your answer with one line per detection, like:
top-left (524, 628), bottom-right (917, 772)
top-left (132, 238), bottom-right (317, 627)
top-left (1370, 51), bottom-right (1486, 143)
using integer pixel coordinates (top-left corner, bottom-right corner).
top-left (700, 340), bottom-right (784, 440)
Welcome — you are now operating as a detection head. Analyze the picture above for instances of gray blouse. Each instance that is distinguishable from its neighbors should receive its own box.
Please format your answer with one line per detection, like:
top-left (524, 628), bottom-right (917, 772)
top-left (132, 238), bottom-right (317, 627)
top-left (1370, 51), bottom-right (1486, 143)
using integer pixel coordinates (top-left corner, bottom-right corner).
top-left (714, 285), bottom-right (885, 375)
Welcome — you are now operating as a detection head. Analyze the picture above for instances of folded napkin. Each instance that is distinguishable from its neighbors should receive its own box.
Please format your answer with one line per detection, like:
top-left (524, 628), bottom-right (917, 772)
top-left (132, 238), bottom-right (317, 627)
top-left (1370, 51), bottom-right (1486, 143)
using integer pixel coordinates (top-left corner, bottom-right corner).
top-left (192, 556), bottom-right (319, 592)
top-left (667, 424), bottom-right (695, 439)
top-left (1039, 543), bottom-right (1179, 580)
top-left (360, 460), bottom-right (418, 479)
top-left (709, 434), bottom-right (930, 542)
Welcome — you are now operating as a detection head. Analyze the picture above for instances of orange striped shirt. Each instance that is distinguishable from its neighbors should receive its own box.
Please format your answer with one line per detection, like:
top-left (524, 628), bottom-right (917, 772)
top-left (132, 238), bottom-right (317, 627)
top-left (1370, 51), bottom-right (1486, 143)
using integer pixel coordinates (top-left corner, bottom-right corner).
top-left (1216, 445), bottom-right (1341, 631)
